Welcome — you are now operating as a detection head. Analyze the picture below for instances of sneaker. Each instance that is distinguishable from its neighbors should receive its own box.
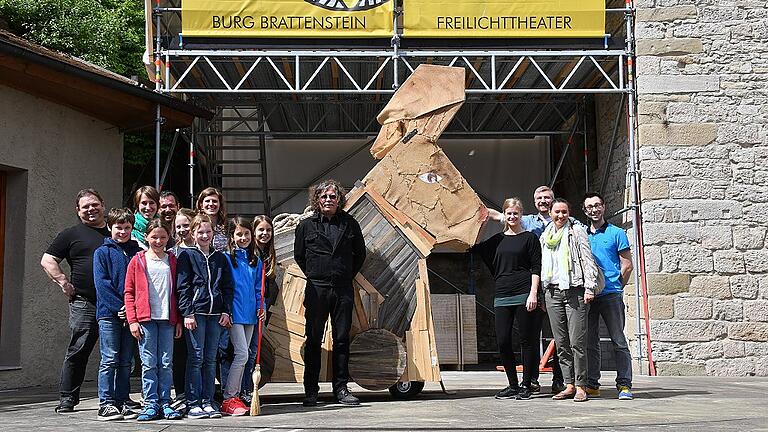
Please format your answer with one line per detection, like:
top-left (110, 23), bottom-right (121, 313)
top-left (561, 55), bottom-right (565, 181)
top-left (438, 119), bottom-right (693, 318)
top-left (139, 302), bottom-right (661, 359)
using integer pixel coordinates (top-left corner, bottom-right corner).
top-left (516, 386), bottom-right (532, 400)
top-left (303, 392), bottom-right (318, 407)
top-left (124, 397), bottom-right (142, 409)
top-left (162, 404), bottom-right (183, 420)
top-left (170, 394), bottom-right (187, 411)
top-left (187, 406), bottom-right (209, 419)
top-left (221, 397), bottom-right (249, 416)
top-left (551, 381), bottom-right (567, 395)
top-left (203, 403), bottom-right (222, 418)
top-left (618, 386), bottom-right (634, 400)
top-left (529, 380), bottom-right (541, 393)
top-left (120, 404), bottom-right (139, 420)
top-left (335, 387), bottom-right (360, 406)
top-left (494, 385), bottom-right (520, 399)
top-left (137, 404), bottom-right (162, 421)
top-left (586, 387), bottom-right (601, 397)
top-left (55, 401), bottom-right (75, 414)
top-left (97, 405), bottom-right (123, 421)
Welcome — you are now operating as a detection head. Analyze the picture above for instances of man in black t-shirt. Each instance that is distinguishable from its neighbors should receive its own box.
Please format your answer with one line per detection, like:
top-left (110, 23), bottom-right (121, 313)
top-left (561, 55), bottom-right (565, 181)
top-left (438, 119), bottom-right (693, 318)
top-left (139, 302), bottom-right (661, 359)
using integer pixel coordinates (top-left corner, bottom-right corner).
top-left (41, 189), bottom-right (110, 413)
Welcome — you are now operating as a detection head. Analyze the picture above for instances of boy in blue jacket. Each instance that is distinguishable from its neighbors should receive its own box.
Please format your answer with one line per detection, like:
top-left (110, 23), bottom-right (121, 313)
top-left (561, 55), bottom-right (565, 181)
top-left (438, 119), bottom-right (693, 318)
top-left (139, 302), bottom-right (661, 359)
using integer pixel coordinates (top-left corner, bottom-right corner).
top-left (93, 208), bottom-right (142, 421)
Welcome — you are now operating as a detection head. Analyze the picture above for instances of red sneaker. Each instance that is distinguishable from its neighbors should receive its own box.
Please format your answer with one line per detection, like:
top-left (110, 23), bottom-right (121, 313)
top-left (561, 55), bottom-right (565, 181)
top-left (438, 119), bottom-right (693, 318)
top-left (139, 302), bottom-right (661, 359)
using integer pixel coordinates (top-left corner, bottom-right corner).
top-left (221, 397), bottom-right (249, 416)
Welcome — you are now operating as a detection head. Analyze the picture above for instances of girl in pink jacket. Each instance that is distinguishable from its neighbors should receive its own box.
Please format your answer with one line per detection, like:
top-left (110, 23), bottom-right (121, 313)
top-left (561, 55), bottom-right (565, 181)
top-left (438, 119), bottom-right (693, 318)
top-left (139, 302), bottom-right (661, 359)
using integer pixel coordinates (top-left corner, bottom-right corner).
top-left (125, 219), bottom-right (183, 421)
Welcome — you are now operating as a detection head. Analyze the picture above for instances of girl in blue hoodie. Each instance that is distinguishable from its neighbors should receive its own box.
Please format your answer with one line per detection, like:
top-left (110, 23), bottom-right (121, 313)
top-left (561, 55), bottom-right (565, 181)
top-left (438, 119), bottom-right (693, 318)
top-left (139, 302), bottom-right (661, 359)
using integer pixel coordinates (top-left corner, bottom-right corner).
top-left (220, 217), bottom-right (266, 416)
top-left (176, 214), bottom-right (233, 419)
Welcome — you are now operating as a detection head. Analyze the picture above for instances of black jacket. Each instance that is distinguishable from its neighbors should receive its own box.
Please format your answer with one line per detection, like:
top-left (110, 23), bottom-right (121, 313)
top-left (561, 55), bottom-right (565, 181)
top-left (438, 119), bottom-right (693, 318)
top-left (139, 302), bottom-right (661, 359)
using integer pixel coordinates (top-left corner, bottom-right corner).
top-left (294, 210), bottom-right (366, 287)
top-left (176, 247), bottom-right (234, 317)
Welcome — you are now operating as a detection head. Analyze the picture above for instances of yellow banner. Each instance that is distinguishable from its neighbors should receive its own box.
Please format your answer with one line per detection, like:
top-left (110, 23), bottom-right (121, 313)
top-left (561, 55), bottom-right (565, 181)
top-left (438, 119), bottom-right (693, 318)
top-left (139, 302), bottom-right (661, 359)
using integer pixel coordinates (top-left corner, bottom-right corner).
top-left (182, 0), bottom-right (394, 38)
top-left (403, 0), bottom-right (606, 38)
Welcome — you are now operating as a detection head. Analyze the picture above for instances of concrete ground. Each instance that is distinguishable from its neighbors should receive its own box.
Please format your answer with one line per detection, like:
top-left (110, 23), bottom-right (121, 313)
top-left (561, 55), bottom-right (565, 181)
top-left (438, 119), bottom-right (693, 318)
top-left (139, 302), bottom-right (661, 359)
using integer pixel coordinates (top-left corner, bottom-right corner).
top-left (1, 371), bottom-right (766, 431)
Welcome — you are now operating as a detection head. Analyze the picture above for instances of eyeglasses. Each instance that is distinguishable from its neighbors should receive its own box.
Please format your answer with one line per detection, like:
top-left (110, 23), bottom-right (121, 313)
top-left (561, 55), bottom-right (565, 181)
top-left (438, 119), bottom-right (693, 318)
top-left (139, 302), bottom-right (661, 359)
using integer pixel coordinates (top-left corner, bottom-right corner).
top-left (583, 203), bottom-right (604, 211)
top-left (319, 194), bottom-right (338, 201)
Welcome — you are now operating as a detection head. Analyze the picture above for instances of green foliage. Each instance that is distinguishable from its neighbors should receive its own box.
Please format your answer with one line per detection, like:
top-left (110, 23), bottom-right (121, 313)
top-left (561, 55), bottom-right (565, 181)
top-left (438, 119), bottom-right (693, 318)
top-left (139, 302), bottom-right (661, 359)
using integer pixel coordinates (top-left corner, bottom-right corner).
top-left (0, 0), bottom-right (146, 78)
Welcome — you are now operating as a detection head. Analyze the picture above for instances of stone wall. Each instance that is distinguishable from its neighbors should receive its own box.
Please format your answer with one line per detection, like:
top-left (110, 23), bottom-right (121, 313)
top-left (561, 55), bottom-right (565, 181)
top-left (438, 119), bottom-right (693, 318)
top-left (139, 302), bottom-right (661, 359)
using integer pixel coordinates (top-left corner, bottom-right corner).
top-left (635, 1), bottom-right (768, 376)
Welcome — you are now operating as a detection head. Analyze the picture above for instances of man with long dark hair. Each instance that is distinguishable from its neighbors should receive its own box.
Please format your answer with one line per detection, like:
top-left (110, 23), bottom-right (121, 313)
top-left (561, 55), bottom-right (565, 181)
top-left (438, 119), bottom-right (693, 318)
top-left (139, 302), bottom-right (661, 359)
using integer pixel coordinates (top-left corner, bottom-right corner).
top-left (294, 179), bottom-right (366, 407)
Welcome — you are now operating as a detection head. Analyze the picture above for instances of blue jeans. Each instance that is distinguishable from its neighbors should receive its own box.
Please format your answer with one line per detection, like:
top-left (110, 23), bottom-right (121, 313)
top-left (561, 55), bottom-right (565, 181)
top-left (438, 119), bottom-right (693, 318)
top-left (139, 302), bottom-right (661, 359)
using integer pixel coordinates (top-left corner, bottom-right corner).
top-left (587, 293), bottom-right (633, 389)
top-left (186, 315), bottom-right (223, 407)
top-left (97, 318), bottom-right (134, 407)
top-left (138, 320), bottom-right (175, 406)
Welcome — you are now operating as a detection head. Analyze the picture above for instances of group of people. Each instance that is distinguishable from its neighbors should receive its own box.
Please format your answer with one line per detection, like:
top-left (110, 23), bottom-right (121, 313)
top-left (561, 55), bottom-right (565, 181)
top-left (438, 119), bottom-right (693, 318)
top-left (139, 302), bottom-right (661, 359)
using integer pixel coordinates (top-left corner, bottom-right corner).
top-left (42, 186), bottom-right (278, 421)
top-left (475, 185), bottom-right (634, 402)
top-left (41, 178), bottom-right (632, 422)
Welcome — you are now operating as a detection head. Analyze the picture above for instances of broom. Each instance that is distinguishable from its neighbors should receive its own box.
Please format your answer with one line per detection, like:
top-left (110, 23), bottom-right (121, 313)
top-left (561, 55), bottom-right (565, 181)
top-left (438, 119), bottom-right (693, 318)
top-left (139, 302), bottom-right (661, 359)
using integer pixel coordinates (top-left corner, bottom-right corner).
top-left (250, 261), bottom-right (267, 416)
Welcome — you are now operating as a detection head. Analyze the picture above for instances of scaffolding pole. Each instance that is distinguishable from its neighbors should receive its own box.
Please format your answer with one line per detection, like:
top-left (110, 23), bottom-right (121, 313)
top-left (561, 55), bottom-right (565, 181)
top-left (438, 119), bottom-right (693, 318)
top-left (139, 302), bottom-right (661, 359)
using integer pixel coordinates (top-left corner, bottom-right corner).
top-left (624, 0), bottom-right (656, 376)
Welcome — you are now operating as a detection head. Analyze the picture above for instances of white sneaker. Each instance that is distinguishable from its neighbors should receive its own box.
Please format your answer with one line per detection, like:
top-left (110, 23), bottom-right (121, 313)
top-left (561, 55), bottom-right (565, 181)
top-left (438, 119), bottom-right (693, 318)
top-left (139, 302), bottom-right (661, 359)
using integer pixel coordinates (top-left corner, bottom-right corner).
top-left (203, 404), bottom-right (222, 418)
top-left (187, 406), bottom-right (208, 419)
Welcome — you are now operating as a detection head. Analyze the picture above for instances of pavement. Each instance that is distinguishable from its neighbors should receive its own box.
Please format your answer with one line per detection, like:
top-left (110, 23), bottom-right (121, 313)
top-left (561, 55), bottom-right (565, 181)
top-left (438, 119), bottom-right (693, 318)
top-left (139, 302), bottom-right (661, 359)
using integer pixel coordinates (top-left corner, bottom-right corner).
top-left (1, 371), bottom-right (767, 431)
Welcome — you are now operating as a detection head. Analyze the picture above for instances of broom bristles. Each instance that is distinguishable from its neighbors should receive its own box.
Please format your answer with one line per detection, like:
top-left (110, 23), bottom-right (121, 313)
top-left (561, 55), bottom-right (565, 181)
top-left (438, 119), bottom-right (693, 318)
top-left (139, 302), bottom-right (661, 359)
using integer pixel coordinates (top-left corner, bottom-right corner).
top-left (250, 364), bottom-right (261, 415)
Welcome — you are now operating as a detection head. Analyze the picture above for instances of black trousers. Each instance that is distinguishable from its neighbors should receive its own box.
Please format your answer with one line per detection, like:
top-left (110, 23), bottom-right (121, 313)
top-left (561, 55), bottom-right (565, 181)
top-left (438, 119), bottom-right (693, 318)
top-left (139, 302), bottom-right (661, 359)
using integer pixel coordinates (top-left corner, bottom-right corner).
top-left (303, 282), bottom-right (353, 395)
top-left (529, 308), bottom-right (564, 384)
top-left (173, 330), bottom-right (187, 396)
top-left (60, 299), bottom-right (99, 404)
top-left (495, 304), bottom-right (539, 388)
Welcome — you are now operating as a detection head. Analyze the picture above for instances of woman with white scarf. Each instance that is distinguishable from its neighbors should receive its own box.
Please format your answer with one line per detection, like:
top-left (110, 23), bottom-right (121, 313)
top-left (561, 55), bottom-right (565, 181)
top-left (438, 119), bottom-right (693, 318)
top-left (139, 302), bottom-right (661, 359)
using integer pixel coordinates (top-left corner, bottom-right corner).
top-left (540, 198), bottom-right (601, 402)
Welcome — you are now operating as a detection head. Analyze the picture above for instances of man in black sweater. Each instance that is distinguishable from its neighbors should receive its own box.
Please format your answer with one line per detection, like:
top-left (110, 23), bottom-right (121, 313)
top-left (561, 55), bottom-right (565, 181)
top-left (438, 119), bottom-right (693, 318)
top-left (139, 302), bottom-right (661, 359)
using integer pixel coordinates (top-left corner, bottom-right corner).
top-left (294, 179), bottom-right (366, 407)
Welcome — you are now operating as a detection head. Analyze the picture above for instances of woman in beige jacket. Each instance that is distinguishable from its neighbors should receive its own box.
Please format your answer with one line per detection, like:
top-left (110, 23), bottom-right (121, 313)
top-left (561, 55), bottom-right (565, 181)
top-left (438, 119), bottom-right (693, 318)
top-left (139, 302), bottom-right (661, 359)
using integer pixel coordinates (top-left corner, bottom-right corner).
top-left (540, 198), bottom-right (601, 402)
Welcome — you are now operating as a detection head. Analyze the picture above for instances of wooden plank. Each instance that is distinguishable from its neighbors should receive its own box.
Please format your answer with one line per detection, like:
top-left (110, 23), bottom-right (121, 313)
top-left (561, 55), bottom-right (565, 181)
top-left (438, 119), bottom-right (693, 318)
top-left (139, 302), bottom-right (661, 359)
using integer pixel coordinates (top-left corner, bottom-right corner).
top-left (363, 186), bottom-right (436, 250)
top-left (348, 329), bottom-right (407, 391)
top-left (353, 287), bottom-right (370, 333)
top-left (411, 278), bottom-right (428, 332)
top-left (354, 274), bottom-right (385, 304)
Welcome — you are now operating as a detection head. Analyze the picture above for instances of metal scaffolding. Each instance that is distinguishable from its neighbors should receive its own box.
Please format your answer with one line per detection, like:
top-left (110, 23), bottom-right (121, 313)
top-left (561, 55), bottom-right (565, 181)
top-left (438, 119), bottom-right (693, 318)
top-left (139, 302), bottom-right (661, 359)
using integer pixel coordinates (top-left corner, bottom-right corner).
top-left (150, 0), bottom-right (654, 374)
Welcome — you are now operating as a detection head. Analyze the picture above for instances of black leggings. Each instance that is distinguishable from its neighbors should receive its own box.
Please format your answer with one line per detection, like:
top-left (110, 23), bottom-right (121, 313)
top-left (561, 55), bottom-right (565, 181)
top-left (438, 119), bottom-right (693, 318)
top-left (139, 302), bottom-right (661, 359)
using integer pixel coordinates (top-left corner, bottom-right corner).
top-left (495, 304), bottom-right (539, 388)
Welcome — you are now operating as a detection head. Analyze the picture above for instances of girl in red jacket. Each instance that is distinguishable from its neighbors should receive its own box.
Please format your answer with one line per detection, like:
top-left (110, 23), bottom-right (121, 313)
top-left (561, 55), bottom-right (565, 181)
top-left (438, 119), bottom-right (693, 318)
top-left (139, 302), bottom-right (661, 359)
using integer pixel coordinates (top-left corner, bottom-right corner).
top-left (125, 219), bottom-right (183, 421)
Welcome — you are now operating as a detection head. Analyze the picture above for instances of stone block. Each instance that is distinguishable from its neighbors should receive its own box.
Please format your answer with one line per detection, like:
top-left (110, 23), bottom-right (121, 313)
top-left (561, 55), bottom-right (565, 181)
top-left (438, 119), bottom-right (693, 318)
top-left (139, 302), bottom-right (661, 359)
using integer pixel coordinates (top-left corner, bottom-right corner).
top-left (651, 320), bottom-right (727, 342)
top-left (674, 296), bottom-right (712, 319)
top-left (744, 251), bottom-right (768, 273)
top-left (669, 180), bottom-right (713, 200)
top-left (689, 276), bottom-right (732, 299)
top-left (636, 57), bottom-right (662, 77)
top-left (639, 123), bottom-right (717, 146)
top-left (722, 340), bottom-right (745, 358)
top-left (636, 38), bottom-right (704, 56)
top-left (643, 200), bottom-right (742, 223)
top-left (744, 301), bottom-right (768, 322)
top-left (637, 6), bottom-right (698, 22)
top-left (713, 300), bottom-right (743, 322)
top-left (684, 341), bottom-right (722, 360)
top-left (645, 245), bottom-right (662, 272)
top-left (650, 341), bottom-right (685, 362)
top-left (641, 160), bottom-right (691, 178)
top-left (755, 357), bottom-right (768, 377)
top-left (730, 275), bottom-right (759, 300)
top-left (637, 75), bottom-right (720, 94)
top-left (655, 361), bottom-right (706, 376)
top-left (714, 250), bottom-right (746, 274)
top-left (646, 273), bottom-right (691, 295)
top-left (666, 102), bottom-right (696, 123)
top-left (661, 245), bottom-right (713, 273)
top-left (641, 179), bottom-right (670, 201)
top-left (729, 322), bottom-right (768, 342)
top-left (732, 226), bottom-right (767, 250)
top-left (700, 226), bottom-right (733, 250)
top-left (761, 277), bottom-right (768, 300)
top-left (705, 358), bottom-right (755, 376)
top-left (643, 222), bottom-right (700, 245)
top-left (626, 294), bottom-right (674, 320)
top-left (745, 341), bottom-right (768, 356)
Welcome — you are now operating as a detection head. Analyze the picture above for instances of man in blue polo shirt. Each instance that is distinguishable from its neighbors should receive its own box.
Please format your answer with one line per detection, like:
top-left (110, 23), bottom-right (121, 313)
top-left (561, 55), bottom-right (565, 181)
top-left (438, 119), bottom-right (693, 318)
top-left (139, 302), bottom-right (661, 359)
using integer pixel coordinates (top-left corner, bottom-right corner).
top-left (582, 192), bottom-right (634, 400)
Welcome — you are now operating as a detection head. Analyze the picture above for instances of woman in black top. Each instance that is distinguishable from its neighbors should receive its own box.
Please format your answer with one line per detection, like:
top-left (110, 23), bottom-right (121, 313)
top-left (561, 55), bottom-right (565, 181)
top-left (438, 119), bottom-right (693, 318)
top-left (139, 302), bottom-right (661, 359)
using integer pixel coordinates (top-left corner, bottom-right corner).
top-left (473, 198), bottom-right (542, 400)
